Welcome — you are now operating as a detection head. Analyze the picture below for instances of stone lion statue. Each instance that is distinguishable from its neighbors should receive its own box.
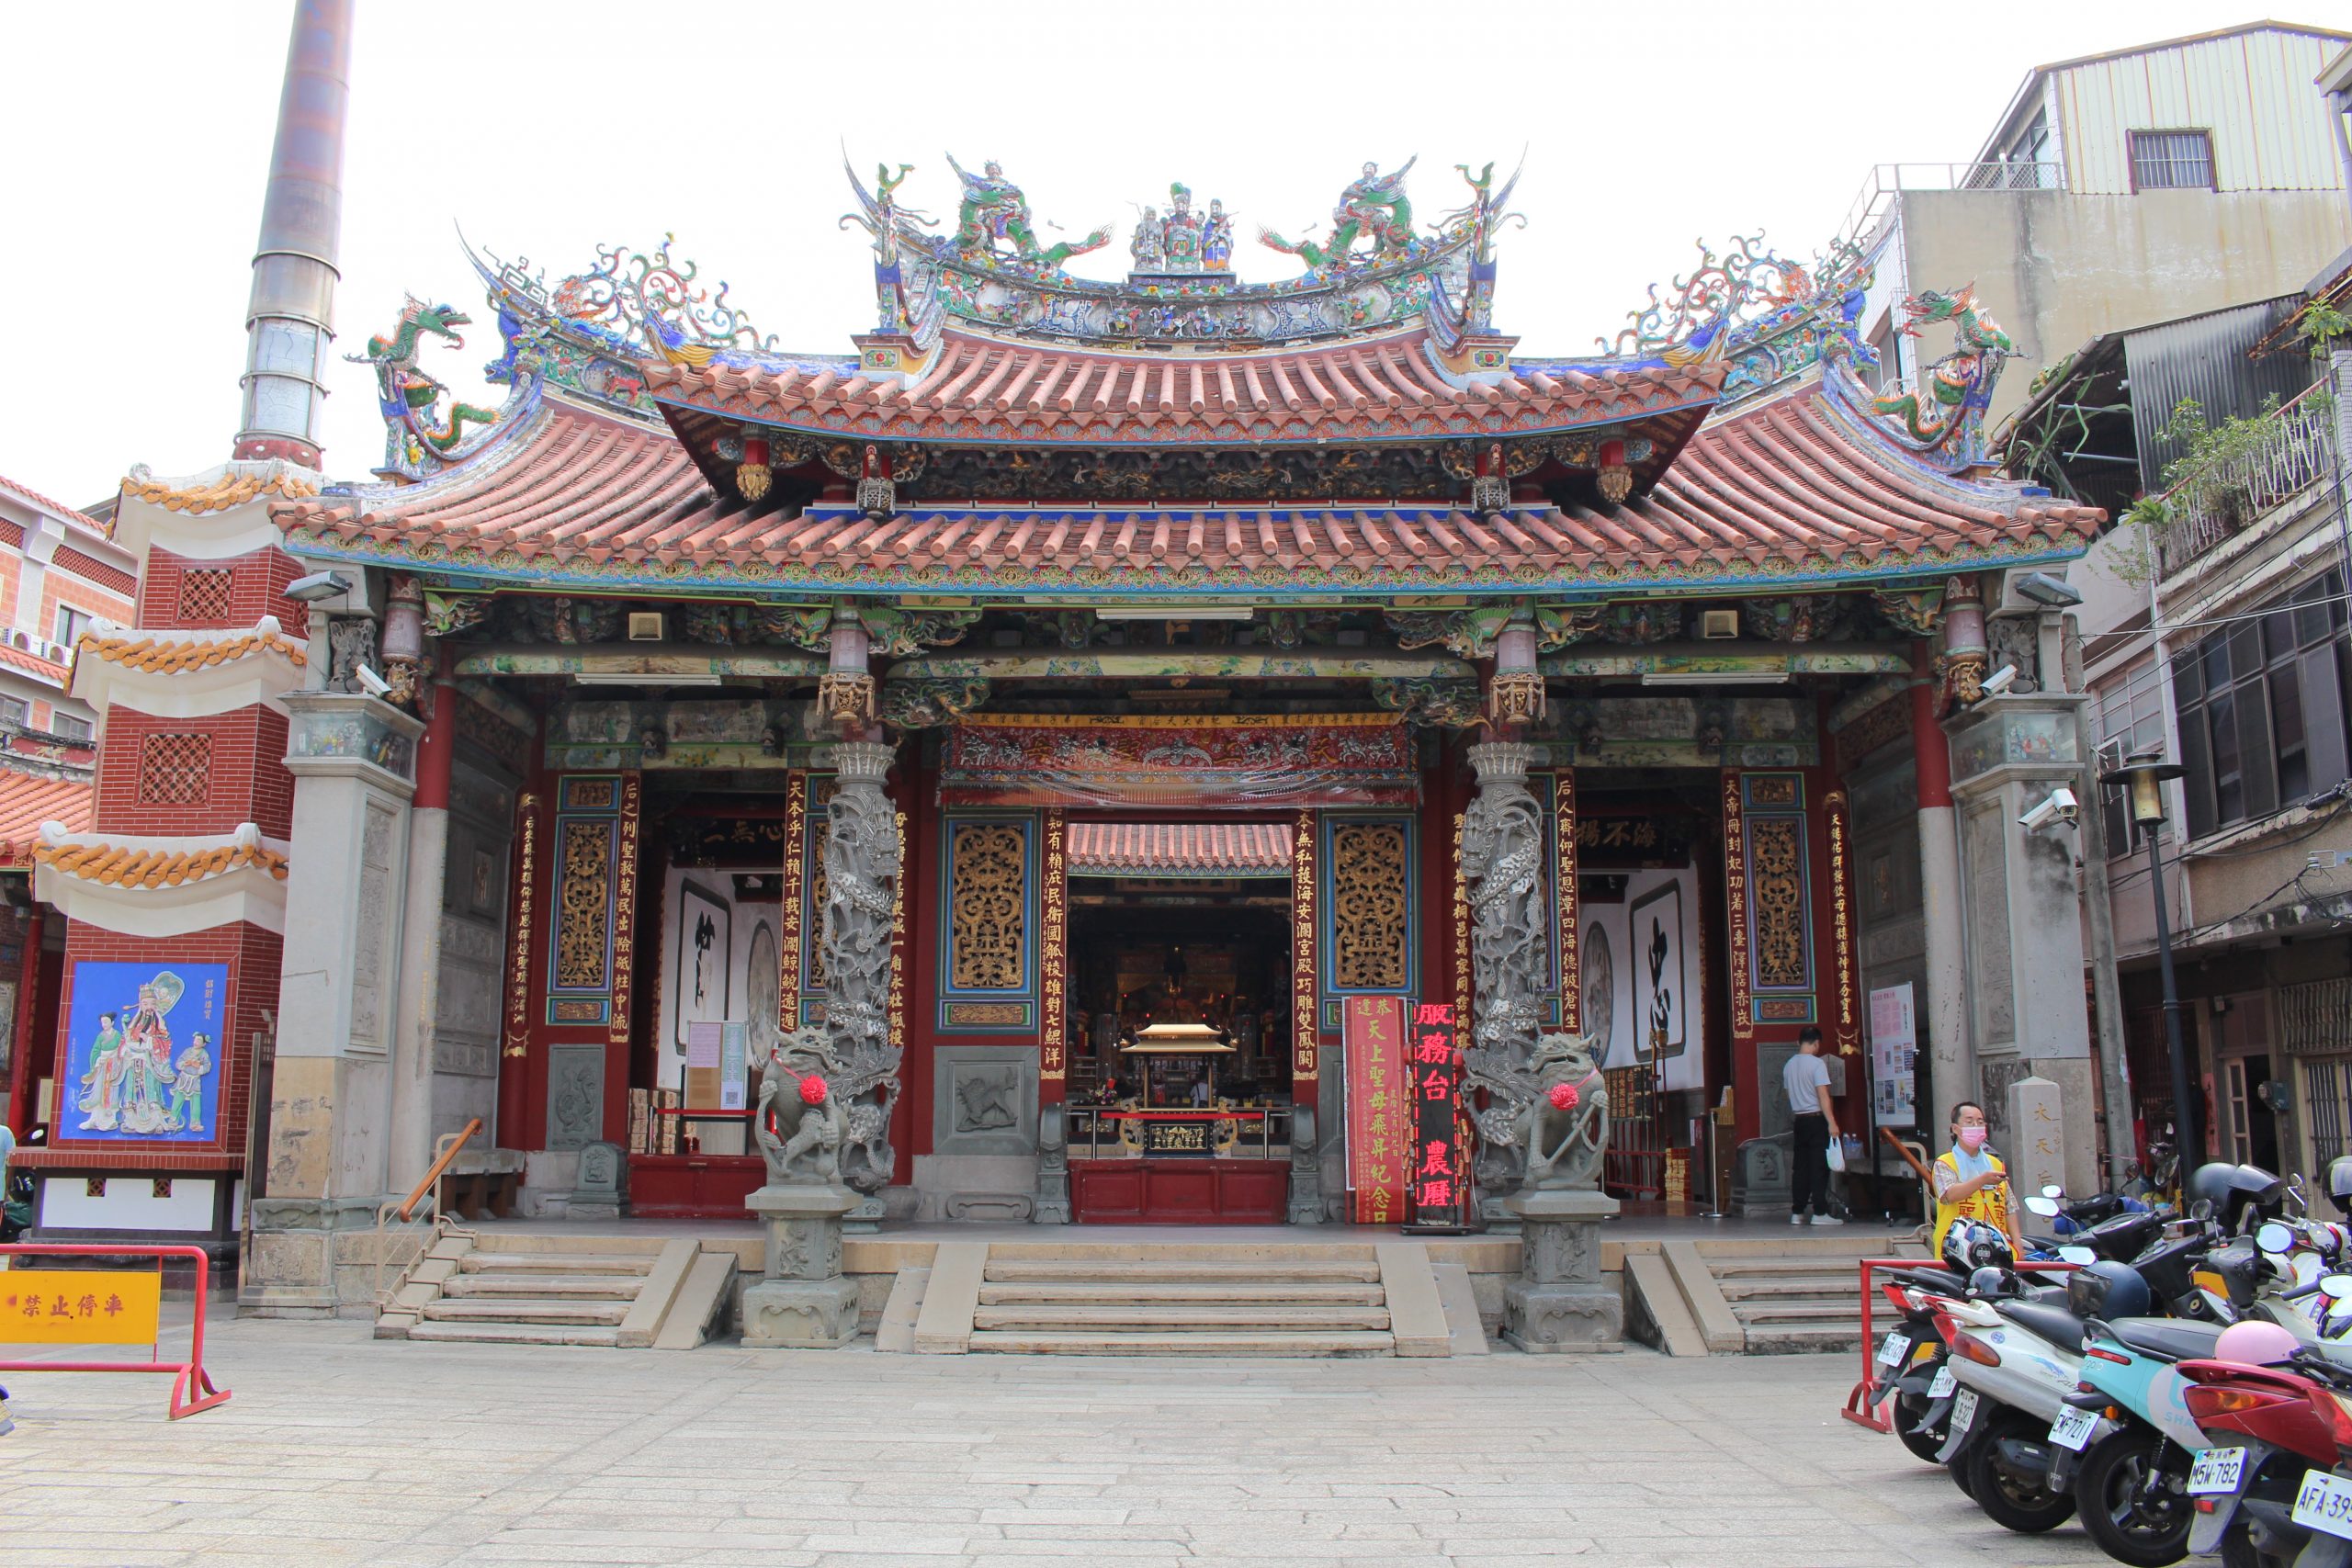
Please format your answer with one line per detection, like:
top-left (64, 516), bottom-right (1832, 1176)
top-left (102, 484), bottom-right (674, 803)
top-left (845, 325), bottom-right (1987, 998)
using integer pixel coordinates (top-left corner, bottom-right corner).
top-left (752, 1024), bottom-right (847, 1186)
top-left (1515, 1030), bottom-right (1611, 1190)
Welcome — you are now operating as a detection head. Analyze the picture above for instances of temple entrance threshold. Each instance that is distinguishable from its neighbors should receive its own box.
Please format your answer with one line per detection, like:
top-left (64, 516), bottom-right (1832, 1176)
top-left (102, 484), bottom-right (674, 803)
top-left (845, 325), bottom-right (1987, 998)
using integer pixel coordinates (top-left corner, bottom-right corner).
top-left (1061, 849), bottom-right (1295, 1224)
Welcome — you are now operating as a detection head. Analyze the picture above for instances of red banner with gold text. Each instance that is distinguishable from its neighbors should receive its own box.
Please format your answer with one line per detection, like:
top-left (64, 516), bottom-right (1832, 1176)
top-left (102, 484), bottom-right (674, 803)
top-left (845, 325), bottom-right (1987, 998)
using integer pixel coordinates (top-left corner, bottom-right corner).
top-left (1343, 995), bottom-right (1408, 1224)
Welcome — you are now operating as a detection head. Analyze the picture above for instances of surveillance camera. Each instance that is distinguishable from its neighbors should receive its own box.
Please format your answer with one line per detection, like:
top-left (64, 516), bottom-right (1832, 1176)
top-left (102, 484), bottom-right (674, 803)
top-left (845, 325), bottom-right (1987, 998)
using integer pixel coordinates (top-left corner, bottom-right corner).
top-left (2018, 785), bottom-right (2079, 833)
top-left (354, 664), bottom-right (391, 698)
top-left (1980, 664), bottom-right (2018, 697)
top-left (285, 570), bottom-right (356, 604)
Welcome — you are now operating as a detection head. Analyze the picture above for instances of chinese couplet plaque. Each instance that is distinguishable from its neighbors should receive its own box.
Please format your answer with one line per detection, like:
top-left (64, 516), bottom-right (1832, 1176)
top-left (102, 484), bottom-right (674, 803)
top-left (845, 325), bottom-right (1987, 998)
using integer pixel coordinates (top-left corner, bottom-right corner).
top-left (1407, 1002), bottom-right (1467, 1229)
top-left (1342, 996), bottom-right (1408, 1224)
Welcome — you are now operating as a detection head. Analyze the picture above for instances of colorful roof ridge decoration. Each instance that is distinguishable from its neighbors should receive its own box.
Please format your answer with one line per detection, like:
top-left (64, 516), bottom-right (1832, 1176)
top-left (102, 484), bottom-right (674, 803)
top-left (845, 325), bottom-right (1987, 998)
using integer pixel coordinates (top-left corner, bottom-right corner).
top-left (348, 297), bottom-right (537, 481)
top-left (839, 155), bottom-right (1518, 354)
top-left (0, 472), bottom-right (109, 536)
top-left (76, 616), bottom-right (308, 674)
top-left (34, 822), bottom-right (290, 889)
top-left (120, 460), bottom-right (322, 514)
top-left (269, 373), bottom-right (2099, 596)
top-left (0, 771), bottom-right (95, 867)
top-left (1068, 822), bottom-right (1295, 875)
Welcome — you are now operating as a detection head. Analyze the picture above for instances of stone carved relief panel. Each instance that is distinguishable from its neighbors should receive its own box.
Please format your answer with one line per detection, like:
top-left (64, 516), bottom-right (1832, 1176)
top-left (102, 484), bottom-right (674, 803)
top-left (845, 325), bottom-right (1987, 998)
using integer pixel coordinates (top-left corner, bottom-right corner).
top-left (1329, 820), bottom-right (1410, 989)
top-left (947, 820), bottom-right (1027, 992)
top-left (932, 1045), bottom-right (1039, 1156)
top-left (349, 801), bottom-right (399, 1052)
top-left (1964, 803), bottom-right (2016, 1047)
top-left (546, 1043), bottom-right (604, 1150)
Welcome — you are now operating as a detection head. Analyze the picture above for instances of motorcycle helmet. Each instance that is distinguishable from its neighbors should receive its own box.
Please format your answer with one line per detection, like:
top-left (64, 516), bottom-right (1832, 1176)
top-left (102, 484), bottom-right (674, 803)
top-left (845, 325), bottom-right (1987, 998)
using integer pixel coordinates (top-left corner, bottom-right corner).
top-left (1968, 1265), bottom-right (2012, 1299)
top-left (2188, 1161), bottom-right (2243, 1218)
top-left (2331, 1156), bottom-right (2352, 1207)
top-left (2066, 1258), bottom-right (2154, 1321)
top-left (2213, 1319), bottom-right (2301, 1367)
top-left (2231, 1164), bottom-right (2287, 1222)
top-left (1943, 1219), bottom-right (2016, 1274)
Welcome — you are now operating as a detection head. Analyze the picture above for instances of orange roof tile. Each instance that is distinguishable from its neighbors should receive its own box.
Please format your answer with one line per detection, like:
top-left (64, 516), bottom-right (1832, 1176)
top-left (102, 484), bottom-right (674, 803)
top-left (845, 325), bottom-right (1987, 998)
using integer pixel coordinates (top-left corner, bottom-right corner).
top-left (35, 835), bottom-right (288, 888)
top-left (77, 625), bottom-right (308, 674)
top-left (274, 377), bottom-right (2103, 592)
top-left (1068, 822), bottom-right (1294, 874)
top-left (0, 642), bottom-right (68, 681)
top-left (121, 464), bottom-right (320, 514)
top-left (643, 328), bottom-right (1724, 447)
top-left (0, 471), bottom-right (107, 534)
top-left (0, 771), bottom-right (93, 867)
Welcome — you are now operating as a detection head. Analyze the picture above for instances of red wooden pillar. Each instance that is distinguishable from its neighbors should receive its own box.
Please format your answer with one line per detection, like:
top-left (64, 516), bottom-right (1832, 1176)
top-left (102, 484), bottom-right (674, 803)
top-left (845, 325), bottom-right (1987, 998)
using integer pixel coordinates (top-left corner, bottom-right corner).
top-left (5, 905), bottom-right (42, 1138)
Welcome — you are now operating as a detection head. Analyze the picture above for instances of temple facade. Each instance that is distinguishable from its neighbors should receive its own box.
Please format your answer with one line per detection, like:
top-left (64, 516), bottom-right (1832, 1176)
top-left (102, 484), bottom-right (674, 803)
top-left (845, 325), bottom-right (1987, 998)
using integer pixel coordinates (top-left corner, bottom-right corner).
top-left (7, 99), bottom-right (2117, 1310)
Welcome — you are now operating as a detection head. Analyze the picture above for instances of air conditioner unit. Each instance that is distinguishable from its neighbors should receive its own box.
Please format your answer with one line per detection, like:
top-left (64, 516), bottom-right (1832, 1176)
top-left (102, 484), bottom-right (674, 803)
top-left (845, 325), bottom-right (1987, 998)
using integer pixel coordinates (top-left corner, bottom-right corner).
top-left (627, 612), bottom-right (666, 642)
top-left (1698, 609), bottom-right (1739, 640)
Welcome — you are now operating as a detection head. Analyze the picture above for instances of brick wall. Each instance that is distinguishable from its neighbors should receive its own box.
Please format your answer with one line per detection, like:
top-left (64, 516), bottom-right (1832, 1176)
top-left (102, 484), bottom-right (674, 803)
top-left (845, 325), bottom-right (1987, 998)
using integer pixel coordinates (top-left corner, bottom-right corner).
top-left (139, 547), bottom-right (309, 637)
top-left (40, 919), bottom-right (279, 1172)
top-left (92, 706), bottom-right (292, 840)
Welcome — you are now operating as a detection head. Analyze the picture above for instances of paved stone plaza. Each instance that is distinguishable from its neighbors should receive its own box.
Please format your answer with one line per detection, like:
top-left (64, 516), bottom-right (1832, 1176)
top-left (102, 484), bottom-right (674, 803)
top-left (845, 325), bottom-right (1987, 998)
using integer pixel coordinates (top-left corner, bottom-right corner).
top-left (0, 1314), bottom-right (2117, 1568)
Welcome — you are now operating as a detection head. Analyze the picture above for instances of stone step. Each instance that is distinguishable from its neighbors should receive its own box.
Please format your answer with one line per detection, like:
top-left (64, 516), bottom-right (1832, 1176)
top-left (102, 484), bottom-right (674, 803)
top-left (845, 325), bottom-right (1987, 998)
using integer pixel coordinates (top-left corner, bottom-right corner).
top-left (1730, 1301), bottom-right (1865, 1325)
top-left (1742, 1323), bottom-right (1866, 1355)
top-left (419, 1298), bottom-right (632, 1326)
top-left (459, 1253), bottom-right (655, 1276)
top-left (971, 1304), bottom-right (1392, 1332)
top-left (405, 1320), bottom-right (622, 1348)
top-left (976, 1281), bottom-right (1385, 1306)
top-left (438, 1275), bottom-right (647, 1300)
top-left (967, 1329), bottom-right (1397, 1357)
top-left (982, 1259), bottom-right (1382, 1284)
top-left (1713, 1275), bottom-right (1860, 1301)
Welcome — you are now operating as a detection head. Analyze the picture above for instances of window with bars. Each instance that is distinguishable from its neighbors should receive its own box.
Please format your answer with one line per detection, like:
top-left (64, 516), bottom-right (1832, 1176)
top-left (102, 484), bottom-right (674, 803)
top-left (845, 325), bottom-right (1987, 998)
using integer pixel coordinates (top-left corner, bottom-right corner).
top-left (137, 731), bottom-right (212, 804)
top-left (2173, 570), bottom-right (2352, 838)
top-left (0, 697), bottom-right (24, 729)
top-left (175, 569), bottom-right (234, 623)
top-left (2096, 659), bottom-right (2172, 849)
top-left (51, 714), bottom-right (93, 742)
top-left (2130, 130), bottom-right (2216, 191)
top-left (2308, 1058), bottom-right (2352, 1170)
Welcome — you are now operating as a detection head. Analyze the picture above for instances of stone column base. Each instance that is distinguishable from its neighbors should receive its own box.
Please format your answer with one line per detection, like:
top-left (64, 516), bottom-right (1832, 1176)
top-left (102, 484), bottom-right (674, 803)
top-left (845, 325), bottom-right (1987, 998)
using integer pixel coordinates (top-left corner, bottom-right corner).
top-left (741, 1276), bottom-right (862, 1348)
top-left (742, 1182), bottom-right (859, 1348)
top-left (1500, 1188), bottom-right (1624, 1353)
top-left (241, 1197), bottom-right (386, 1318)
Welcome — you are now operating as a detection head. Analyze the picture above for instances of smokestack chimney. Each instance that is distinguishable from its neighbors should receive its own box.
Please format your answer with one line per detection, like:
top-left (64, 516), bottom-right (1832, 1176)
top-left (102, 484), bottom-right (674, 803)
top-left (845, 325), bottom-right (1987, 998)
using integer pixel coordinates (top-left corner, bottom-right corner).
top-left (232, 0), bottom-right (354, 468)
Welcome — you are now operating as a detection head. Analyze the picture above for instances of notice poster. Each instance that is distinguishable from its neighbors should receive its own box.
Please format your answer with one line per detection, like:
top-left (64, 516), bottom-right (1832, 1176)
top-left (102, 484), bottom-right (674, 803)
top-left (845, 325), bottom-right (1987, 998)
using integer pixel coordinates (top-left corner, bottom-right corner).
top-left (684, 1020), bottom-right (725, 1114)
top-left (1343, 996), bottom-right (1408, 1224)
top-left (1407, 1001), bottom-right (1467, 1230)
top-left (1868, 983), bottom-right (1917, 1129)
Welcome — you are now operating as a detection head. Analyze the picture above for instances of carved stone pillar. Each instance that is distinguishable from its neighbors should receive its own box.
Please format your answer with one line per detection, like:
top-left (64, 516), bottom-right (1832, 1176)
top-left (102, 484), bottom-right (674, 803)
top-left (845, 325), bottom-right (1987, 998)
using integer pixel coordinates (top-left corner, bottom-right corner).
top-left (820, 739), bottom-right (902, 1220)
top-left (1460, 740), bottom-right (1547, 1220)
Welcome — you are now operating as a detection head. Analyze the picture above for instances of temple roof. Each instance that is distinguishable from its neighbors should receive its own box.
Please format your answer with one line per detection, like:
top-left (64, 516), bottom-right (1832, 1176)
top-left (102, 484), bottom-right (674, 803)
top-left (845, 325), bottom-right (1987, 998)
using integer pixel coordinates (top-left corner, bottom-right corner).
top-left (272, 369), bottom-right (2100, 597)
top-left (0, 770), bottom-right (92, 868)
top-left (1067, 822), bottom-right (1294, 876)
top-left (644, 327), bottom-right (1721, 450)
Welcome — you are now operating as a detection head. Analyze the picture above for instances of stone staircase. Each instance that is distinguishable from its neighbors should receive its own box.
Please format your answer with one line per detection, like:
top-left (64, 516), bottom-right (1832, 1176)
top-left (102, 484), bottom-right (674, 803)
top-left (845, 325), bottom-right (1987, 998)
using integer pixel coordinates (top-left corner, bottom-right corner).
top-left (377, 1234), bottom-right (737, 1349)
top-left (884, 1240), bottom-right (1479, 1358)
top-left (1622, 1232), bottom-right (1923, 1356)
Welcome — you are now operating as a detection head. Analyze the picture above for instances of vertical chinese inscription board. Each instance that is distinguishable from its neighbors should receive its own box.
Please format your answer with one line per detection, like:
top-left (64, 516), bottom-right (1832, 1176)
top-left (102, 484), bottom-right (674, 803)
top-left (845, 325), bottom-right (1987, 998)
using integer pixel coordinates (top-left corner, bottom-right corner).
top-left (1342, 995), bottom-right (1408, 1224)
top-left (1406, 1001), bottom-right (1468, 1230)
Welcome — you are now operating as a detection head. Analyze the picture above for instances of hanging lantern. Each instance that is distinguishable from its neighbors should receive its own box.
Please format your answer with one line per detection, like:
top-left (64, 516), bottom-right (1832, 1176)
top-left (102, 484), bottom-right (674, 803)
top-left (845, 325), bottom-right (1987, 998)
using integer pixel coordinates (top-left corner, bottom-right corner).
top-left (1487, 612), bottom-right (1544, 725)
top-left (737, 434), bottom-right (773, 501)
top-left (1596, 437), bottom-right (1633, 505)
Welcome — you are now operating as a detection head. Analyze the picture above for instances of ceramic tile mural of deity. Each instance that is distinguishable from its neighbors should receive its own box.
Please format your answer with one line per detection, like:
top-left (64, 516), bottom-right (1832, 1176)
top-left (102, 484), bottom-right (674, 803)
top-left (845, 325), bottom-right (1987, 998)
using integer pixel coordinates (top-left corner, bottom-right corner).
top-left (65, 961), bottom-right (228, 1142)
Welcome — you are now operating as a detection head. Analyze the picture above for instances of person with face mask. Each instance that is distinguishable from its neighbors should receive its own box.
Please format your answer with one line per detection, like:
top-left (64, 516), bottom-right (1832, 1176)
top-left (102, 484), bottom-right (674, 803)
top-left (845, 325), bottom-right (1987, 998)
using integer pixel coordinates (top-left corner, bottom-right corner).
top-left (1931, 1100), bottom-right (2023, 1258)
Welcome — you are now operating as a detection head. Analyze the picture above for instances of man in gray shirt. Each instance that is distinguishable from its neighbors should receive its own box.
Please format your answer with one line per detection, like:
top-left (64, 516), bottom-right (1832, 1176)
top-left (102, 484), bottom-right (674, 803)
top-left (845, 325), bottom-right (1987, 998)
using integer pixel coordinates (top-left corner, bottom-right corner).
top-left (1782, 1027), bottom-right (1842, 1224)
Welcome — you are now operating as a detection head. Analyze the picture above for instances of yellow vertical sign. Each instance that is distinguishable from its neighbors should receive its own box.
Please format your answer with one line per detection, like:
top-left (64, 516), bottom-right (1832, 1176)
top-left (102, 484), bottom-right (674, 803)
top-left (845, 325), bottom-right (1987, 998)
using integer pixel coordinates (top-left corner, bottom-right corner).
top-left (0, 1269), bottom-right (163, 1346)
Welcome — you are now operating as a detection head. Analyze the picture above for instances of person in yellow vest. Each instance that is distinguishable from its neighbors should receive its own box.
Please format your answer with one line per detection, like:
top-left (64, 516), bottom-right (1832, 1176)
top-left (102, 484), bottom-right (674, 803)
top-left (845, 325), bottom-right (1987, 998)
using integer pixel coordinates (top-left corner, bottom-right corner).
top-left (1933, 1100), bottom-right (2024, 1258)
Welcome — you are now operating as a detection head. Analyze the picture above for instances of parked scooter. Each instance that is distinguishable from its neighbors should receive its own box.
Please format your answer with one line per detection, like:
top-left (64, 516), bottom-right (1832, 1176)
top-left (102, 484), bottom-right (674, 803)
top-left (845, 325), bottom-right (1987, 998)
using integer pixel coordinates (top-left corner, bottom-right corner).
top-left (2176, 1320), bottom-right (2352, 1568)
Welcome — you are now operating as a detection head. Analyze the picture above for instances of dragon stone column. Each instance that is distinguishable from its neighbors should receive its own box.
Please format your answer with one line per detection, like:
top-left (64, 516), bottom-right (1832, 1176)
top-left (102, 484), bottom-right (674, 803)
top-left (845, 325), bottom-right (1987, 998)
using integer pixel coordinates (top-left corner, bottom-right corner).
top-left (820, 739), bottom-right (902, 1229)
top-left (1460, 740), bottom-right (1547, 1226)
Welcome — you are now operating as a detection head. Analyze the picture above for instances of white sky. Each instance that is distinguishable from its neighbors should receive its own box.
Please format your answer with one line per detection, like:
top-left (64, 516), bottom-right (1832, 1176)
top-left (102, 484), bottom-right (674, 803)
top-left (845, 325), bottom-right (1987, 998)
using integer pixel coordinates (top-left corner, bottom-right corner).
top-left (0, 0), bottom-right (2298, 509)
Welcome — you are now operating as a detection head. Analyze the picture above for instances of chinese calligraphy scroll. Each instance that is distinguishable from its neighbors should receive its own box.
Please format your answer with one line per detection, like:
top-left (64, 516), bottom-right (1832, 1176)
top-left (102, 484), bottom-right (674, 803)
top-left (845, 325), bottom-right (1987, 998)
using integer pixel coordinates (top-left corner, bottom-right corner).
top-left (1408, 1002), bottom-right (1467, 1229)
top-left (1343, 995), bottom-right (1408, 1224)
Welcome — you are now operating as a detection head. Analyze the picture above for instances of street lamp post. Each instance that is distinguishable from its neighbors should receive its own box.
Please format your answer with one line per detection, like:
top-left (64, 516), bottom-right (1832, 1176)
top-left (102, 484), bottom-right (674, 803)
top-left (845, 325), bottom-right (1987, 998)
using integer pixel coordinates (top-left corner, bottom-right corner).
top-left (2100, 754), bottom-right (2197, 1175)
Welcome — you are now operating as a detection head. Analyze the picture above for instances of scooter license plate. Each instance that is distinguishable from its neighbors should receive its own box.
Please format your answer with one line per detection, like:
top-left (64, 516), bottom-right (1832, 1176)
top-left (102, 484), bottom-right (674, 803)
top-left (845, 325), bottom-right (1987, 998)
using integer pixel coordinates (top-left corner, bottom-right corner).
top-left (2293, 1470), bottom-right (2352, 1540)
top-left (1876, 1329), bottom-right (1909, 1367)
top-left (2048, 1406), bottom-right (2099, 1451)
top-left (1949, 1388), bottom-right (1978, 1439)
top-left (1928, 1366), bottom-right (1955, 1400)
top-left (2187, 1448), bottom-right (2247, 1495)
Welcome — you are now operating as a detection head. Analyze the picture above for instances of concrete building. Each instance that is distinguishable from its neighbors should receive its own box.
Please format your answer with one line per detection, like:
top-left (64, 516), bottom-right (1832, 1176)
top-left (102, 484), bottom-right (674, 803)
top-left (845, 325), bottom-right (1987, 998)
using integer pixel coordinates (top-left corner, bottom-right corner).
top-left (1844, 21), bottom-right (2352, 434)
